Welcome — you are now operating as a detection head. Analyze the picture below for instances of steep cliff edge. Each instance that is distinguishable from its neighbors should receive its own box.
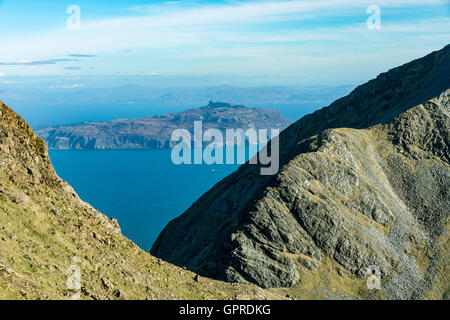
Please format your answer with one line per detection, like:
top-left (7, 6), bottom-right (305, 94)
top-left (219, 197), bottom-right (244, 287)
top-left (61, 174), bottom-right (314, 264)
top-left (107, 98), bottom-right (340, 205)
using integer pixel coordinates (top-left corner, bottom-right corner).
top-left (0, 99), bottom-right (284, 300)
top-left (151, 46), bottom-right (450, 299)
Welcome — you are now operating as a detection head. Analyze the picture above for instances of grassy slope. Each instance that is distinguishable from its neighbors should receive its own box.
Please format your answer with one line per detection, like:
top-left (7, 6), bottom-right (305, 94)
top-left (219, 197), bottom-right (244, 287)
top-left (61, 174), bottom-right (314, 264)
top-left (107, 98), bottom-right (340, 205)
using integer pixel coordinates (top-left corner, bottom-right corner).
top-left (0, 100), bottom-right (285, 300)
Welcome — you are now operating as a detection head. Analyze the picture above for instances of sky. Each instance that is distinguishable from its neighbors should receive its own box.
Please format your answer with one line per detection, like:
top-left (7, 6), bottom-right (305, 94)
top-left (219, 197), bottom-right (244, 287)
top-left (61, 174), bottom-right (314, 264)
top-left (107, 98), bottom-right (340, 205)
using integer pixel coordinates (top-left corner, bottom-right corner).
top-left (0, 0), bottom-right (449, 85)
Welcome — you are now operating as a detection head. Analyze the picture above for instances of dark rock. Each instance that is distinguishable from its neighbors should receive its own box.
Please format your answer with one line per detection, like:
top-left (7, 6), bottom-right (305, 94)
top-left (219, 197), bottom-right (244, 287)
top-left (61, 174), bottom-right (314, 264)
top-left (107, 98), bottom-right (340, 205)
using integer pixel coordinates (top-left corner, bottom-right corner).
top-left (151, 45), bottom-right (450, 299)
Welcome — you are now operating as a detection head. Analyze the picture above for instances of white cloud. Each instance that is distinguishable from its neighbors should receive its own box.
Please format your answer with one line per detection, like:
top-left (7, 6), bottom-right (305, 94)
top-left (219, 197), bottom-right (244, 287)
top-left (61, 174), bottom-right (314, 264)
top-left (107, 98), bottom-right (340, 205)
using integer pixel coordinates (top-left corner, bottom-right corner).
top-left (0, 72), bottom-right (5, 77)
top-left (49, 83), bottom-right (84, 89)
top-left (0, 58), bottom-right (77, 66)
top-left (2, 80), bottom-right (21, 84)
top-left (0, 0), bottom-right (448, 78)
top-left (124, 0), bottom-right (446, 23)
top-left (84, 0), bottom-right (447, 31)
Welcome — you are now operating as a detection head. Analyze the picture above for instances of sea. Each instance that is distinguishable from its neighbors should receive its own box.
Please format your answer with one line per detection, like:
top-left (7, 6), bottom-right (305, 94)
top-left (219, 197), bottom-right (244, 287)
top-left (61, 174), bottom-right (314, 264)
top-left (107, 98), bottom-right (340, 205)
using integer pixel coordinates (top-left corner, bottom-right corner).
top-left (45, 103), bottom-right (321, 251)
top-left (49, 148), bottom-right (253, 251)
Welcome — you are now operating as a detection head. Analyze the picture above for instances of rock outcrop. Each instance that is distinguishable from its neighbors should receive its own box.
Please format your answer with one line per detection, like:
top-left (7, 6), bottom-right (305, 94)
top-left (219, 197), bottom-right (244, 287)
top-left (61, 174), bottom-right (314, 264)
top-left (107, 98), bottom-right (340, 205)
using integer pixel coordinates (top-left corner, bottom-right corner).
top-left (36, 102), bottom-right (292, 150)
top-left (151, 45), bottom-right (450, 299)
top-left (0, 99), bottom-right (284, 300)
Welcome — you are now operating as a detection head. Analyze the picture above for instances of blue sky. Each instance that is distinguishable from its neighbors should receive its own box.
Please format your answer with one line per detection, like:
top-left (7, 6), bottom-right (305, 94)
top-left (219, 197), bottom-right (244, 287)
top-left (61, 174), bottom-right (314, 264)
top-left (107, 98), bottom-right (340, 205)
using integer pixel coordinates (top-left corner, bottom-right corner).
top-left (0, 0), bottom-right (449, 85)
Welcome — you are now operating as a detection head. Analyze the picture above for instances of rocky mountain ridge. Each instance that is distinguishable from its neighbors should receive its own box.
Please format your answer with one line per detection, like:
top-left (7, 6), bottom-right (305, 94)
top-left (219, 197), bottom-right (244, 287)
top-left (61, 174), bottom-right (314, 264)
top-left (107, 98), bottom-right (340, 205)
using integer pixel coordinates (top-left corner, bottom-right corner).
top-left (151, 45), bottom-right (450, 299)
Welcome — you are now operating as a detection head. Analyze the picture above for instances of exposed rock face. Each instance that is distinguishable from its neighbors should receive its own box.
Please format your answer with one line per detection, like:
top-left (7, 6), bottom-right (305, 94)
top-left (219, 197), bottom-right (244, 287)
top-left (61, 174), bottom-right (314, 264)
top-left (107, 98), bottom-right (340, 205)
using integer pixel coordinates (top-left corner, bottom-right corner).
top-left (0, 100), bottom-right (284, 300)
top-left (151, 45), bottom-right (450, 299)
top-left (36, 102), bottom-right (292, 150)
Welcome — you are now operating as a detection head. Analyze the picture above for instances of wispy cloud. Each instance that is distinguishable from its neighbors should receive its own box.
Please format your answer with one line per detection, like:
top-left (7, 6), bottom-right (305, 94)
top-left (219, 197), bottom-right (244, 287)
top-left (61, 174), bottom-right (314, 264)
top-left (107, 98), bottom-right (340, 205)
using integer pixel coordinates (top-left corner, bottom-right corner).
top-left (49, 83), bottom-right (84, 89)
top-left (122, 0), bottom-right (446, 26)
top-left (1, 0), bottom-right (448, 80)
top-left (64, 66), bottom-right (82, 70)
top-left (67, 54), bottom-right (96, 58)
top-left (2, 80), bottom-right (21, 84)
top-left (0, 59), bottom-right (77, 66)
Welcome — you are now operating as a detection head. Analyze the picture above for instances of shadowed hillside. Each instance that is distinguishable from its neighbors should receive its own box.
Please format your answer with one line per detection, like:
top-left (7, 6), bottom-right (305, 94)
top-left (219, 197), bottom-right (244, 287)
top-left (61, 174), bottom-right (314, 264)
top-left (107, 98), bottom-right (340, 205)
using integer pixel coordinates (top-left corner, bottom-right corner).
top-left (152, 45), bottom-right (450, 299)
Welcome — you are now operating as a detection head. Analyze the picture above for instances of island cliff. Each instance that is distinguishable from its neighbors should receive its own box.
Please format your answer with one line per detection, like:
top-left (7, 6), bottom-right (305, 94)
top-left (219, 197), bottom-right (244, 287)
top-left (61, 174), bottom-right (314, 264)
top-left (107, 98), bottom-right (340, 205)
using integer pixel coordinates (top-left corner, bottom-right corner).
top-left (36, 102), bottom-right (292, 150)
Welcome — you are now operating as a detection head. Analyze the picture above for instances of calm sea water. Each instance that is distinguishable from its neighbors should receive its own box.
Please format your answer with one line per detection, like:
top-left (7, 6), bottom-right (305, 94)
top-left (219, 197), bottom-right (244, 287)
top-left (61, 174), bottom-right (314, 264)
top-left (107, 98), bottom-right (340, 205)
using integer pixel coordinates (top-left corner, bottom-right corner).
top-left (49, 149), bottom-right (247, 251)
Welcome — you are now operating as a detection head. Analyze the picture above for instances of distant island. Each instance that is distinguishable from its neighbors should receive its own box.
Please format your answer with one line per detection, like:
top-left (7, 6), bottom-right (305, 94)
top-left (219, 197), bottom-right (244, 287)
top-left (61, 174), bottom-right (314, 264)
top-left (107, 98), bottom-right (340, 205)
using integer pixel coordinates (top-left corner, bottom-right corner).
top-left (36, 101), bottom-right (293, 150)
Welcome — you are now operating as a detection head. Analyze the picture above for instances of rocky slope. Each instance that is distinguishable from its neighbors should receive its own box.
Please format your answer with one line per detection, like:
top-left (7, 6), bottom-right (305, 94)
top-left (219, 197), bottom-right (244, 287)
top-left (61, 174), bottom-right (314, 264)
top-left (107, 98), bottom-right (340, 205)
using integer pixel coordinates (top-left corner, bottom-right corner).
top-left (36, 102), bottom-right (292, 150)
top-left (0, 99), bottom-right (287, 300)
top-left (151, 45), bottom-right (450, 299)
